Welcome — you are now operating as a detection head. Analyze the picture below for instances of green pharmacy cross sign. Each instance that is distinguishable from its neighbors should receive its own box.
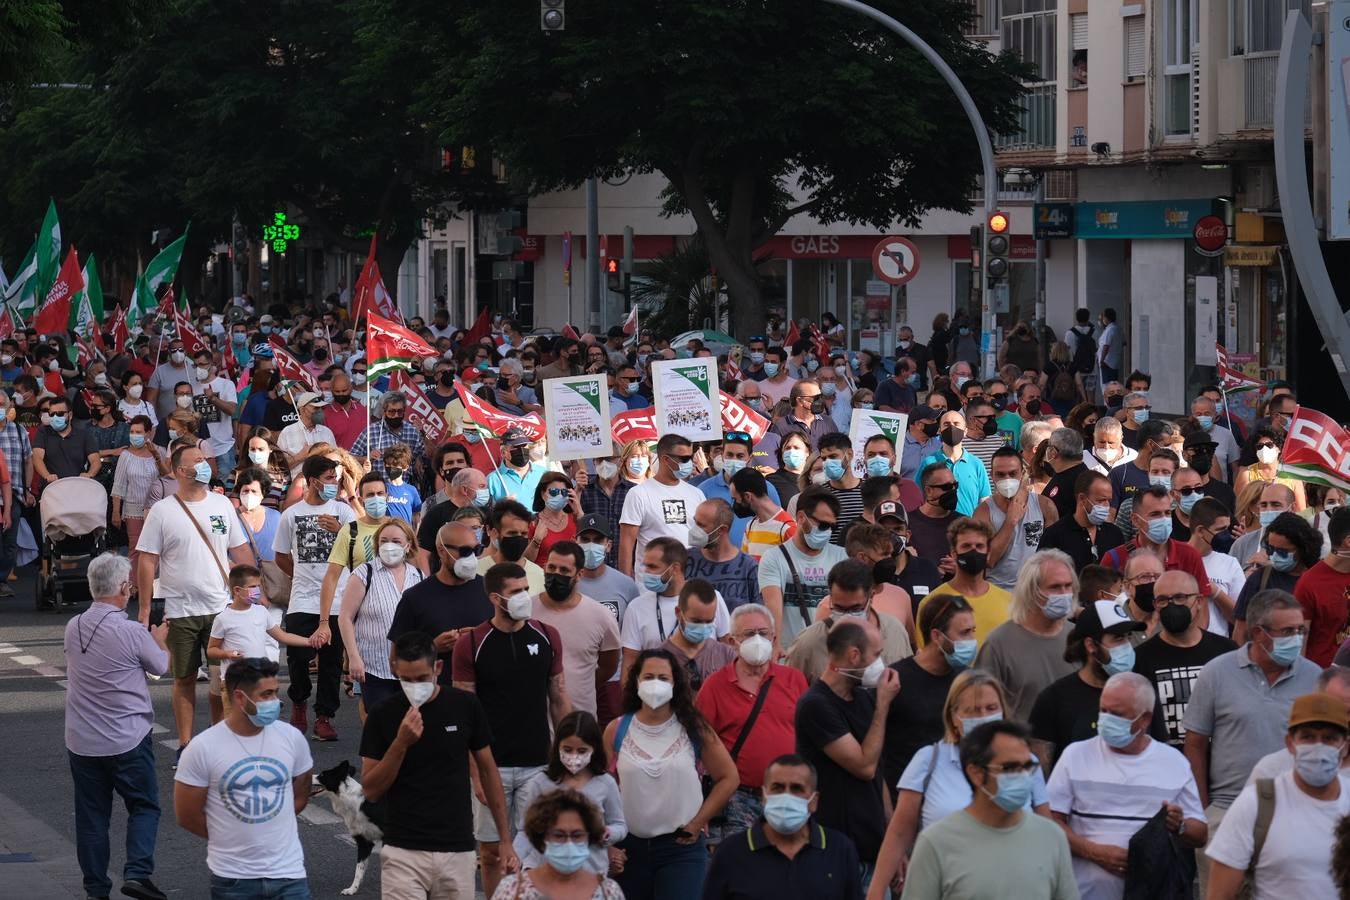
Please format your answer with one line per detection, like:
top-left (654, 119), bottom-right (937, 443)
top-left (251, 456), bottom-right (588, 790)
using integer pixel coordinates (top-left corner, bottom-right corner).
top-left (263, 212), bottom-right (300, 252)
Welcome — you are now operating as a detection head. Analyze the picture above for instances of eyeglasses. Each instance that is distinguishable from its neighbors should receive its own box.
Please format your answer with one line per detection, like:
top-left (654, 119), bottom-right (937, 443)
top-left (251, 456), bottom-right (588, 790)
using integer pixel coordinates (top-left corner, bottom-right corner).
top-left (989, 393), bottom-right (1008, 401)
top-left (546, 487), bottom-right (568, 497)
top-left (666, 453), bottom-right (694, 464)
top-left (1176, 486), bottom-right (1201, 496)
top-left (545, 830), bottom-right (589, 844)
top-left (1261, 625), bottom-right (1309, 638)
top-left (1128, 404), bottom-right (1152, 412)
top-left (1153, 593), bottom-right (1198, 607)
top-left (735, 628), bottom-right (773, 641)
top-left (803, 512), bottom-right (838, 530)
top-left (440, 544), bottom-right (478, 558)
top-left (984, 761), bottom-right (1040, 776)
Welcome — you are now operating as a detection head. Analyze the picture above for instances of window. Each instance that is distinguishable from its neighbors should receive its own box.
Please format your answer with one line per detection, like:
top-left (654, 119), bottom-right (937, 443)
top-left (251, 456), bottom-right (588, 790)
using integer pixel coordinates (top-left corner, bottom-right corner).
top-left (1124, 15), bottom-right (1146, 80)
top-left (1163, 0), bottom-right (1195, 136)
top-left (1231, 0), bottom-right (1246, 54)
top-left (1070, 14), bottom-right (1088, 87)
top-left (999, 1), bottom-right (1057, 147)
top-left (964, 0), bottom-right (1001, 36)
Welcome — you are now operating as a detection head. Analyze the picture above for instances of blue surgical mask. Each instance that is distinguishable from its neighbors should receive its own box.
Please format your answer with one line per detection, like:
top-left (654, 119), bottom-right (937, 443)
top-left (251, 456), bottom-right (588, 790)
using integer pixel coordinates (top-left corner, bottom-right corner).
top-left (260, 325), bottom-right (273, 335)
top-left (960, 712), bottom-right (1002, 736)
top-left (748, 352), bottom-right (765, 365)
top-left (1267, 632), bottom-right (1305, 667)
top-left (859, 402), bottom-right (875, 410)
top-left (364, 496), bottom-right (388, 518)
top-left (580, 542), bottom-right (606, 570)
top-left (1178, 492), bottom-right (1201, 514)
top-left (49, 415), bottom-right (67, 431)
top-left (129, 433), bottom-right (146, 448)
top-left (821, 382), bottom-right (836, 397)
top-left (721, 459), bottom-right (746, 478)
top-left (783, 448), bottom-right (807, 470)
top-left (244, 696), bottom-right (282, 728)
top-left (763, 362), bottom-right (780, 378)
top-left (1132, 409), bottom-right (1149, 424)
top-left (473, 527), bottom-right (485, 544)
top-left (543, 840), bottom-right (591, 875)
top-left (822, 459), bottom-right (846, 482)
top-left (640, 571), bottom-right (670, 593)
top-left (319, 482), bottom-right (339, 502)
top-left (682, 621), bottom-right (716, 644)
top-left (1149, 475), bottom-right (1172, 490)
top-left (1196, 415), bottom-right (1213, 431)
top-left (806, 359), bottom-right (820, 373)
top-left (1269, 549), bottom-right (1297, 572)
top-left (762, 793), bottom-right (812, 834)
top-left (193, 461), bottom-right (212, 484)
top-left (1042, 592), bottom-right (1073, 620)
top-left (1295, 743), bottom-right (1343, 788)
top-left (943, 638), bottom-right (978, 669)
top-left (545, 492), bottom-right (569, 511)
top-left (474, 488), bottom-right (492, 508)
top-left (984, 771), bottom-right (1033, 812)
top-left (1087, 503), bottom-right (1111, 525)
top-left (167, 429), bottom-right (179, 442)
top-left (804, 526), bottom-right (833, 550)
top-left (1145, 516), bottom-right (1173, 543)
top-left (463, 430), bottom-right (481, 444)
top-left (248, 448), bottom-right (269, 466)
top-left (1097, 711), bottom-right (1139, 749)
top-left (1259, 509), bottom-right (1284, 528)
top-left (866, 456), bottom-right (892, 478)
top-left (627, 457), bottom-right (649, 477)
top-left (1102, 642), bottom-right (1136, 676)
top-left (675, 460), bottom-right (694, 480)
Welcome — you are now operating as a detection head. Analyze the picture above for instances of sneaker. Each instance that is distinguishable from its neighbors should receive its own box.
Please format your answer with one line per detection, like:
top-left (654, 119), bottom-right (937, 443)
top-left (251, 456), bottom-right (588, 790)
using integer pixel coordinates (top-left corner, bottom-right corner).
top-left (289, 702), bottom-right (308, 734)
top-left (313, 715), bottom-right (338, 742)
top-left (121, 878), bottom-right (167, 900)
top-left (0, 585), bottom-right (14, 599)
top-left (195, 665), bottom-right (208, 683)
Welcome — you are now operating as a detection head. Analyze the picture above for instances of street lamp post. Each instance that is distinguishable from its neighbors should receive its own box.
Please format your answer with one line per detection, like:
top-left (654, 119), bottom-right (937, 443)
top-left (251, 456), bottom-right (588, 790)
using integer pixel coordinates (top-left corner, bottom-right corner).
top-left (820, 0), bottom-right (1000, 375)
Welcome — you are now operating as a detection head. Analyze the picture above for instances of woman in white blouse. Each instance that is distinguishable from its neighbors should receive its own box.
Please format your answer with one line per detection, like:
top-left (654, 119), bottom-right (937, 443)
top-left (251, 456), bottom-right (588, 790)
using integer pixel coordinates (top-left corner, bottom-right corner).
top-left (117, 371), bottom-right (157, 426)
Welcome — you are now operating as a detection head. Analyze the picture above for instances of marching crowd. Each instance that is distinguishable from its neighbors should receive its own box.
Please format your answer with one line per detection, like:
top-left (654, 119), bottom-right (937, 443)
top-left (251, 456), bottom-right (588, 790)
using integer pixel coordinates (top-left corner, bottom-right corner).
top-left (51, 299), bottom-right (1350, 900)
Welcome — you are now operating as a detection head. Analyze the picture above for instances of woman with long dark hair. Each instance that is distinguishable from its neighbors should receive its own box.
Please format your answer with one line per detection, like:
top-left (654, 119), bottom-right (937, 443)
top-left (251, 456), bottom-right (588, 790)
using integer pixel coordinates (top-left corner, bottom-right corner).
top-left (603, 648), bottom-right (738, 900)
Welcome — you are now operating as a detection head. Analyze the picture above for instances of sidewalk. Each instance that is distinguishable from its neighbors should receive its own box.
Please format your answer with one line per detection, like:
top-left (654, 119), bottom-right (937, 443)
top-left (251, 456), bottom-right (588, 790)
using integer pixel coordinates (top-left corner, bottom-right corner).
top-left (0, 788), bottom-right (86, 898)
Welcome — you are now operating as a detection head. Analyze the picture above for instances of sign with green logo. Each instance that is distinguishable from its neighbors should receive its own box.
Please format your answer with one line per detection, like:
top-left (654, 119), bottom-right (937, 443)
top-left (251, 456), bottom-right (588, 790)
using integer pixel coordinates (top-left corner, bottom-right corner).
top-left (652, 357), bottom-right (722, 443)
top-left (543, 374), bottom-right (611, 461)
top-left (848, 409), bottom-right (909, 479)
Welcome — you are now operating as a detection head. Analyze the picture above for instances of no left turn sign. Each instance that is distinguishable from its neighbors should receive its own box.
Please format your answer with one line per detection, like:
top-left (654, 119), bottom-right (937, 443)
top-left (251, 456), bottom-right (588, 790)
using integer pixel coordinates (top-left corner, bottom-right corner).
top-left (872, 236), bottom-right (920, 286)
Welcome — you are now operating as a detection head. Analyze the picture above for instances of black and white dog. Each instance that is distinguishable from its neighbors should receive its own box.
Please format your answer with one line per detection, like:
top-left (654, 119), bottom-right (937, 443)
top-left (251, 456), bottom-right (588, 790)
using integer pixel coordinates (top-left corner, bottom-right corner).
top-left (316, 760), bottom-right (387, 895)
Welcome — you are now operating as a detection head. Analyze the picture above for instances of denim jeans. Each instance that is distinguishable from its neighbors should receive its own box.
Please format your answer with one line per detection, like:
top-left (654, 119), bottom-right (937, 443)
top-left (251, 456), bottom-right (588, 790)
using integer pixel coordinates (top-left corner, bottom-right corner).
top-left (209, 874), bottom-right (311, 899)
top-left (68, 733), bottom-right (160, 897)
top-left (0, 487), bottom-right (18, 581)
top-left (615, 833), bottom-right (708, 900)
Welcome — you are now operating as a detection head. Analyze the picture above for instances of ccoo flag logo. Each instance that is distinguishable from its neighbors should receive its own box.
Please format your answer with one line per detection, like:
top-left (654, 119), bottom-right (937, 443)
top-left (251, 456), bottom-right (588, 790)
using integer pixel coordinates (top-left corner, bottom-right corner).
top-left (565, 379), bottom-right (603, 415)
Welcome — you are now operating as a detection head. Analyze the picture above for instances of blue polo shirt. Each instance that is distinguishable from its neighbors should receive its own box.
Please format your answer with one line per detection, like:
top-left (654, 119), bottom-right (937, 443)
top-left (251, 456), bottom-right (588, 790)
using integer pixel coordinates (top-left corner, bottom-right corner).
top-left (915, 448), bottom-right (991, 516)
top-left (899, 432), bottom-right (941, 481)
top-left (704, 820), bottom-right (862, 900)
top-left (486, 462), bottom-right (546, 504)
top-left (700, 474), bottom-right (782, 548)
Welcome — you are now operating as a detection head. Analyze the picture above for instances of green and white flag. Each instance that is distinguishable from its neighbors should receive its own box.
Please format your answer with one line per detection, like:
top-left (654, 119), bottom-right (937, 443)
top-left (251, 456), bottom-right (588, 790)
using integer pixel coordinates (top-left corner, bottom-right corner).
top-left (71, 254), bottom-right (104, 335)
top-left (126, 271), bottom-right (151, 331)
top-left (144, 227), bottom-right (187, 297)
top-left (4, 244), bottom-right (39, 318)
top-left (34, 200), bottom-right (61, 297)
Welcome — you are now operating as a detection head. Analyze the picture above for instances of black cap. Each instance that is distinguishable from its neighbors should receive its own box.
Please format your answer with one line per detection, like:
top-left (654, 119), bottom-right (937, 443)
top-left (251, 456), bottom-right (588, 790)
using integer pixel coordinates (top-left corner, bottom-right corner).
top-left (576, 513), bottom-right (611, 540)
top-left (911, 404), bottom-right (939, 422)
top-left (1183, 431), bottom-right (1218, 451)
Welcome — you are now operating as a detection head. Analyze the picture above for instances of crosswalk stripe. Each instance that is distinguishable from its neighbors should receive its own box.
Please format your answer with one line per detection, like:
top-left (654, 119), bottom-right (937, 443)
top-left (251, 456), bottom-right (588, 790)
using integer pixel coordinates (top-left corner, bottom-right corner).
top-left (11, 655), bottom-right (41, 665)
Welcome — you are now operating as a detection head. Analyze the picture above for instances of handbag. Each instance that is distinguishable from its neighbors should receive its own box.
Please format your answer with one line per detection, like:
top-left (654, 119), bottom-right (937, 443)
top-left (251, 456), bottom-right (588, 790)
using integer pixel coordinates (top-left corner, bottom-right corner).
top-left (237, 510), bottom-right (292, 607)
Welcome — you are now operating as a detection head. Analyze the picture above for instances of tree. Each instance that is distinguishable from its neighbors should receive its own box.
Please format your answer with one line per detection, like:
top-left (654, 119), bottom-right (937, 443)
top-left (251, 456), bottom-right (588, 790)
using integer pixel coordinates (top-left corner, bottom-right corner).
top-left (423, 0), bottom-right (1027, 338)
top-left (0, 2), bottom-right (67, 94)
top-left (629, 237), bottom-right (723, 338)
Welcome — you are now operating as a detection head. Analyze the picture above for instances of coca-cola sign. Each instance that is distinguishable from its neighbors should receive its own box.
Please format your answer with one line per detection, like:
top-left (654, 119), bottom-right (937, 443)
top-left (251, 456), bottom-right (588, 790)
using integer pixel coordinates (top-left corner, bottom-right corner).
top-left (1193, 215), bottom-right (1227, 256)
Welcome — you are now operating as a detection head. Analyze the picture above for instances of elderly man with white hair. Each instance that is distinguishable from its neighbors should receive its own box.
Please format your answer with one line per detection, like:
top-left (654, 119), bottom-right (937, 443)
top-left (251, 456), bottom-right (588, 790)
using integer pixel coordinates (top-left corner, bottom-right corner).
top-left (494, 357), bottom-right (542, 417)
top-left (1046, 671), bottom-right (1207, 899)
top-left (352, 389), bottom-right (426, 477)
top-left (417, 467), bottom-right (489, 573)
top-left (1083, 417), bottom-right (1137, 475)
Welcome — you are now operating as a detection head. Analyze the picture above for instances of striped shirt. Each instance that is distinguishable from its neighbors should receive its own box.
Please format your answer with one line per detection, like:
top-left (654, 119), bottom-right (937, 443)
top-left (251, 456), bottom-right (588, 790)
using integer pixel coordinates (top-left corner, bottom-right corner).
top-left (350, 562), bottom-right (423, 681)
top-left (964, 434), bottom-right (1009, 477)
top-left (111, 452), bottom-right (161, 518)
top-left (0, 422), bottom-right (31, 498)
top-left (581, 479), bottom-right (634, 567)
top-left (741, 509), bottom-right (797, 561)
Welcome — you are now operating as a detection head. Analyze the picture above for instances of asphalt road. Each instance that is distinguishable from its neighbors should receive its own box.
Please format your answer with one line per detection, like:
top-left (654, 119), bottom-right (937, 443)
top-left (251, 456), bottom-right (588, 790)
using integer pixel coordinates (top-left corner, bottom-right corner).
top-left (0, 570), bottom-right (404, 899)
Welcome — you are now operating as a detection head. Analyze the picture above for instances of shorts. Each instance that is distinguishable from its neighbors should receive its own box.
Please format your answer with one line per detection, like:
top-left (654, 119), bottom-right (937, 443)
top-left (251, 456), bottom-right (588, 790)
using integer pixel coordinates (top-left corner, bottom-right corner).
top-left (472, 765), bottom-right (545, 843)
top-left (168, 614), bottom-right (217, 680)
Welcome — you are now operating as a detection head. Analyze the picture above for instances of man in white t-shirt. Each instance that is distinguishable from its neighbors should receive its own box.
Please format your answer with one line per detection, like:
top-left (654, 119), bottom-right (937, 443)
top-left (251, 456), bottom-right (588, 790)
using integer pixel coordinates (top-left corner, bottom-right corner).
top-left (1188, 497), bottom-right (1244, 636)
top-left (136, 444), bottom-right (251, 755)
top-left (1046, 672), bottom-right (1207, 899)
top-left (174, 657), bottom-right (313, 899)
top-left (1207, 691), bottom-right (1350, 900)
top-left (272, 454), bottom-right (356, 741)
top-left (616, 433), bottom-right (705, 577)
top-left (276, 392), bottom-right (335, 466)
top-left (190, 349), bottom-right (239, 475)
top-left (620, 537), bottom-right (730, 685)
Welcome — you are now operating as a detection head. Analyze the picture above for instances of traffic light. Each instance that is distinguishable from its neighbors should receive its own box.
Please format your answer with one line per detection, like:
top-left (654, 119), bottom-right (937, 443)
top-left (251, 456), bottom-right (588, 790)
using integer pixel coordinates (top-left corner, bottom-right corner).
top-left (985, 211), bottom-right (1010, 284)
top-left (541, 0), bottom-right (564, 31)
top-left (606, 258), bottom-right (623, 292)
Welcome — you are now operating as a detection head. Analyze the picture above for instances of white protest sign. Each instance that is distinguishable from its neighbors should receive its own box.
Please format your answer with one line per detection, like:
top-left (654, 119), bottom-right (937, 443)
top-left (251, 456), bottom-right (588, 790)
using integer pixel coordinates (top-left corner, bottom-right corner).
top-left (651, 357), bottom-right (722, 443)
top-left (848, 408), bottom-right (908, 478)
top-left (543, 374), bottom-right (611, 461)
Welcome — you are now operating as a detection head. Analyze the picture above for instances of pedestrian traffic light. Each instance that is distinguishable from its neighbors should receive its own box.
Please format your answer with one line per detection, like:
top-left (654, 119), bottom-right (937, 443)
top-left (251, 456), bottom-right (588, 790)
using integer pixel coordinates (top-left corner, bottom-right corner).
top-left (607, 258), bottom-right (624, 292)
top-left (986, 211), bottom-right (1010, 283)
top-left (541, 0), bottom-right (564, 31)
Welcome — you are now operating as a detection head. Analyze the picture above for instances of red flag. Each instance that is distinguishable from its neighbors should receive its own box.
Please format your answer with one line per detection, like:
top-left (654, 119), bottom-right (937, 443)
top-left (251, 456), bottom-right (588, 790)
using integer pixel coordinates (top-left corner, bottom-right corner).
top-left (351, 235), bottom-right (400, 324)
top-left (561, 323), bottom-right (581, 341)
top-left (611, 410), bottom-right (658, 445)
top-left (719, 390), bottom-right (770, 442)
top-left (724, 357), bottom-right (743, 382)
top-left (389, 370), bottom-right (449, 444)
top-left (1278, 406), bottom-right (1350, 492)
top-left (34, 247), bottom-right (83, 335)
top-left (1215, 342), bottom-right (1263, 393)
top-left (809, 325), bottom-right (831, 365)
top-left (367, 311), bottom-right (437, 377)
top-left (454, 382), bottom-right (546, 441)
top-left (109, 306), bottom-right (129, 355)
top-left (75, 337), bottom-right (101, 368)
top-left (267, 336), bottom-right (319, 392)
top-left (621, 306), bottom-right (639, 337)
top-left (158, 286), bottom-right (180, 322)
top-left (784, 320), bottom-right (800, 348)
top-left (174, 308), bottom-right (210, 358)
top-left (463, 306), bottom-right (491, 346)
top-left (0, 305), bottom-right (16, 341)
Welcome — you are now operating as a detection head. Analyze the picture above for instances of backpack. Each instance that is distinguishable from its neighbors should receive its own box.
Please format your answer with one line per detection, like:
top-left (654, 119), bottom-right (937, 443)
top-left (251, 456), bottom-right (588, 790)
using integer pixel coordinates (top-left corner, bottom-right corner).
top-left (1070, 325), bottom-right (1097, 374)
top-left (1051, 366), bottom-right (1077, 403)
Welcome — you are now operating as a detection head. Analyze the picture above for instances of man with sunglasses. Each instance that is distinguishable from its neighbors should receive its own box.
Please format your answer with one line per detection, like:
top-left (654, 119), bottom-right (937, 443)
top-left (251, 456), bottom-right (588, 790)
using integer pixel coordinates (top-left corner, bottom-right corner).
top-left (1182, 430), bottom-right (1236, 512)
top-left (770, 381), bottom-right (833, 449)
top-left (616, 433), bottom-right (706, 577)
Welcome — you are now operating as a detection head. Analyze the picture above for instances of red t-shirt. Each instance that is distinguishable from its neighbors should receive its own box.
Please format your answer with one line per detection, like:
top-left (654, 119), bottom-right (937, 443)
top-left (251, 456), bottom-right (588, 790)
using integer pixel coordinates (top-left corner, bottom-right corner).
top-left (534, 516), bottom-right (577, 566)
top-left (695, 661), bottom-right (808, 789)
top-left (1294, 560), bottom-right (1350, 667)
top-left (1103, 538), bottom-right (1213, 598)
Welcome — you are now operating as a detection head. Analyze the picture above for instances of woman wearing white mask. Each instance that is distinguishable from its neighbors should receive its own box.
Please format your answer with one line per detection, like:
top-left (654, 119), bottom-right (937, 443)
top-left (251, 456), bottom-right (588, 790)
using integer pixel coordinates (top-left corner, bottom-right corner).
top-left (338, 519), bottom-right (423, 716)
top-left (233, 468), bottom-right (285, 657)
top-left (231, 428), bottom-right (292, 510)
top-left (111, 415), bottom-right (168, 594)
top-left (1234, 427), bottom-right (1308, 512)
top-left (867, 670), bottom-right (1053, 900)
top-left (510, 711), bottom-right (628, 876)
top-left (118, 371), bottom-right (157, 425)
top-left (604, 648), bottom-right (738, 900)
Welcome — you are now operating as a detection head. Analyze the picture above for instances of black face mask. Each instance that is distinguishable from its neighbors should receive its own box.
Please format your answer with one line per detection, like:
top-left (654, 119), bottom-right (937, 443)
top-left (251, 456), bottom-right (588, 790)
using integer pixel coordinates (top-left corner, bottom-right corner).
top-left (1159, 603), bottom-right (1192, 635)
top-left (508, 449), bottom-right (529, 467)
top-left (936, 486), bottom-right (960, 511)
top-left (386, 468), bottom-right (404, 481)
top-left (1024, 398), bottom-right (1043, 416)
top-left (385, 417), bottom-right (404, 433)
top-left (940, 426), bottom-right (965, 447)
top-left (543, 573), bottom-right (575, 602)
top-left (1133, 583), bottom-right (1156, 613)
top-left (922, 421), bottom-right (940, 438)
top-left (732, 500), bottom-right (754, 518)
top-left (872, 557), bottom-right (897, 586)
top-left (1208, 528), bottom-right (1235, 555)
top-left (1189, 451), bottom-right (1214, 474)
top-left (955, 550), bottom-right (988, 574)
top-left (989, 395), bottom-right (1007, 412)
top-left (332, 393), bottom-right (351, 405)
top-left (498, 535), bottom-right (529, 562)
top-left (1106, 394), bottom-right (1124, 410)
top-left (808, 398), bottom-right (825, 415)
top-left (440, 371), bottom-right (456, 388)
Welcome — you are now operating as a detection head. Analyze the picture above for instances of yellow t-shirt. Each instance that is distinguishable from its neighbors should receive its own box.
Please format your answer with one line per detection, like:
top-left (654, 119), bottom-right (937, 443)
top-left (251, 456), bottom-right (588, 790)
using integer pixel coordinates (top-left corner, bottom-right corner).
top-left (326, 519), bottom-right (384, 570)
top-left (915, 581), bottom-right (1013, 647)
top-left (476, 554), bottom-right (546, 595)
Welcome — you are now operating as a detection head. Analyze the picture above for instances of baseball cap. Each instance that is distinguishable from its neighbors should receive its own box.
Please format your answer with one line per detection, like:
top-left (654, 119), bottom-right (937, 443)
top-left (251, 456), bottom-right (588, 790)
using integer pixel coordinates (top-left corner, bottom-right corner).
top-left (576, 513), bottom-right (611, 540)
top-left (259, 314), bottom-right (276, 324)
top-left (502, 427), bottom-right (532, 448)
top-left (876, 501), bottom-right (906, 523)
top-left (293, 391), bottom-right (328, 408)
top-left (1183, 431), bottom-right (1218, 451)
top-left (1070, 599), bottom-right (1145, 641)
top-left (911, 404), bottom-right (939, 422)
top-left (1288, 692), bottom-right (1349, 731)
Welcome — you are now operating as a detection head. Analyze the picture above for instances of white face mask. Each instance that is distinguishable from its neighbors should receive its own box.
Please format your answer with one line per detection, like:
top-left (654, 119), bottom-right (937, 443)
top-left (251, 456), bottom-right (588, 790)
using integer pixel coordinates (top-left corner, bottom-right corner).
top-left (596, 461), bottom-right (619, 481)
top-left (503, 590), bottom-right (533, 620)
top-left (400, 679), bottom-right (435, 708)
top-left (127, 384), bottom-right (144, 400)
top-left (738, 634), bottom-right (773, 666)
top-left (93, 373), bottom-right (108, 387)
top-left (452, 554), bottom-right (479, 580)
top-left (637, 678), bottom-right (674, 709)
top-left (1257, 445), bottom-right (1280, 465)
top-left (175, 395), bottom-right (192, 409)
top-left (170, 350), bottom-right (186, 365)
top-left (810, 471), bottom-right (830, 486)
top-left (843, 656), bottom-right (885, 688)
top-left (995, 478), bottom-right (1021, 500)
top-left (379, 542), bottom-right (407, 566)
top-left (239, 492), bottom-right (262, 511)
top-left (194, 366), bottom-right (211, 381)
top-left (560, 750), bottom-right (593, 774)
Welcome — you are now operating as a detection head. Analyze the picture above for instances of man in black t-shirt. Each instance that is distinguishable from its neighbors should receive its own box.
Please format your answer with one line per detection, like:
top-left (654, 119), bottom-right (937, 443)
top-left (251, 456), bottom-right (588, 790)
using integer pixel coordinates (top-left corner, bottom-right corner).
top-left (1040, 470), bottom-right (1126, 573)
top-left (388, 522), bottom-right (493, 685)
top-left (793, 619), bottom-right (899, 864)
top-left (1131, 570), bottom-right (1236, 746)
top-left (359, 632), bottom-right (517, 896)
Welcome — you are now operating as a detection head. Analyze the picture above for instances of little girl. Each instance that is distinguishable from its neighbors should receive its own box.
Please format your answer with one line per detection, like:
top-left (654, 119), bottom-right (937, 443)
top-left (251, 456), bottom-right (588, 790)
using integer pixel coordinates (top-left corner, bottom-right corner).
top-left (207, 564), bottom-right (309, 712)
top-left (512, 712), bottom-right (628, 876)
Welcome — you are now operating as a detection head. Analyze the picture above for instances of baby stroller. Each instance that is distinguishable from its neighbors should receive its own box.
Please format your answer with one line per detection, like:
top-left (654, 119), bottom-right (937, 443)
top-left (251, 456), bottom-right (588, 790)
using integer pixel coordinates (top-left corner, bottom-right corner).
top-left (38, 477), bottom-right (108, 610)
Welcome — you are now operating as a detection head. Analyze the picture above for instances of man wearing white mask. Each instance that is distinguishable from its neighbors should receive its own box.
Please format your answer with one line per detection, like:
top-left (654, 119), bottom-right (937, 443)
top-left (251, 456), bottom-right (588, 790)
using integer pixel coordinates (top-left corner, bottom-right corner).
top-left (974, 446), bottom-right (1058, 590)
top-left (189, 349), bottom-right (238, 475)
top-left (452, 562), bottom-right (569, 899)
top-left (146, 337), bottom-right (192, 421)
top-left (276, 392), bottom-right (334, 464)
top-left (686, 498), bottom-right (760, 611)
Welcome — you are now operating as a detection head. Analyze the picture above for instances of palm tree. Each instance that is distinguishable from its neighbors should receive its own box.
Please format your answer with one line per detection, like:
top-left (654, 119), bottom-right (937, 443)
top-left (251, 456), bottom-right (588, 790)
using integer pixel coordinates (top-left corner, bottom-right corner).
top-left (629, 236), bottom-right (724, 338)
